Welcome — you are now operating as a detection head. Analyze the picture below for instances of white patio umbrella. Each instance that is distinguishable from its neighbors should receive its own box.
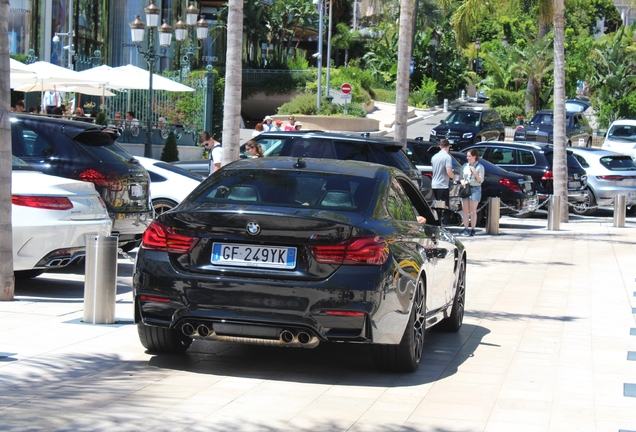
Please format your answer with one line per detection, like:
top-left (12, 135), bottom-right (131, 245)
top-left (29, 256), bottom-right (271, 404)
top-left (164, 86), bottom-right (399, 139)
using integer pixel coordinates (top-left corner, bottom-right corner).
top-left (13, 82), bottom-right (116, 97)
top-left (10, 61), bottom-right (103, 88)
top-left (10, 58), bottom-right (34, 74)
top-left (77, 64), bottom-right (194, 92)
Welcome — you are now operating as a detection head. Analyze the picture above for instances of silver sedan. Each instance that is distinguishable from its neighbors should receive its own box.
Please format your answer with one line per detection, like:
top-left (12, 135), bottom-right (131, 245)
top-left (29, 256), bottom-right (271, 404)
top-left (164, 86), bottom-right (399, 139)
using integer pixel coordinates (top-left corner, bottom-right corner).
top-left (569, 147), bottom-right (636, 215)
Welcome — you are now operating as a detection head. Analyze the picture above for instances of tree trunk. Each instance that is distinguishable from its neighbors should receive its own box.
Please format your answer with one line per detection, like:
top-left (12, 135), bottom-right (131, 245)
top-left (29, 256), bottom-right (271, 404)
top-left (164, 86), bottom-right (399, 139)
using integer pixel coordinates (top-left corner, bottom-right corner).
top-left (221, 0), bottom-right (244, 167)
top-left (553, 0), bottom-right (568, 222)
top-left (0, 0), bottom-right (15, 301)
top-left (395, 0), bottom-right (415, 149)
top-left (525, 15), bottom-right (552, 116)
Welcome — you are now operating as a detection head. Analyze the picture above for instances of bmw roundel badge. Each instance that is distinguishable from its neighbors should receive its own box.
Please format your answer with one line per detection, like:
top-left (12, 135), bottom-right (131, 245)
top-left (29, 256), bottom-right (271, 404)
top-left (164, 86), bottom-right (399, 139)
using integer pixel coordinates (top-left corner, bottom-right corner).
top-left (246, 221), bottom-right (261, 235)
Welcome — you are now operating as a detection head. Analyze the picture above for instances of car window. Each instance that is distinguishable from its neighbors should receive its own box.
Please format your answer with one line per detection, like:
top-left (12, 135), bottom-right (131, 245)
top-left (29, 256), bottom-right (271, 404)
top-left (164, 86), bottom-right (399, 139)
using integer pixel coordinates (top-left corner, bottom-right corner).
top-left (387, 179), bottom-right (418, 222)
top-left (13, 123), bottom-right (56, 157)
top-left (486, 147), bottom-right (516, 164)
top-left (572, 154), bottom-right (590, 168)
top-left (73, 131), bottom-right (136, 164)
top-left (608, 125), bottom-right (636, 140)
top-left (408, 145), bottom-right (433, 165)
top-left (518, 150), bottom-right (535, 165)
top-left (371, 146), bottom-right (417, 173)
top-left (190, 170), bottom-right (376, 212)
top-left (446, 111), bottom-right (479, 126)
top-left (405, 146), bottom-right (427, 166)
top-left (254, 137), bottom-right (287, 156)
top-left (333, 140), bottom-right (378, 163)
top-left (599, 155), bottom-right (636, 171)
top-left (397, 177), bottom-right (435, 224)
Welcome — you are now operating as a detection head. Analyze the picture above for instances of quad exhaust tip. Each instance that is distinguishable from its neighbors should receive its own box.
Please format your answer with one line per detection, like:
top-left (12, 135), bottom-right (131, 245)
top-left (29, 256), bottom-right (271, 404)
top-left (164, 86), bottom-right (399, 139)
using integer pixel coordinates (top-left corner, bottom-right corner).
top-left (180, 322), bottom-right (319, 348)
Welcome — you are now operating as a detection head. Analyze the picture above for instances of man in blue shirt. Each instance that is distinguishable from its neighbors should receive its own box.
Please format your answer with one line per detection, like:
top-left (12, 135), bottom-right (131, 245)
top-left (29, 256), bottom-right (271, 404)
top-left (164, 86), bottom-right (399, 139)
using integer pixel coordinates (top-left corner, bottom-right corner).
top-left (431, 139), bottom-right (455, 222)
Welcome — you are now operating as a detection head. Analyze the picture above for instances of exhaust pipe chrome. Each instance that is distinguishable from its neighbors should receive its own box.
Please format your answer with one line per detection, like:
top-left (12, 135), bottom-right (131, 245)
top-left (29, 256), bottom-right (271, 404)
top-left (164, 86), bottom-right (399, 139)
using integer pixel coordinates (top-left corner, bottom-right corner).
top-left (197, 324), bottom-right (211, 338)
top-left (182, 322), bottom-right (196, 337)
top-left (297, 332), bottom-right (311, 345)
top-left (280, 330), bottom-right (294, 344)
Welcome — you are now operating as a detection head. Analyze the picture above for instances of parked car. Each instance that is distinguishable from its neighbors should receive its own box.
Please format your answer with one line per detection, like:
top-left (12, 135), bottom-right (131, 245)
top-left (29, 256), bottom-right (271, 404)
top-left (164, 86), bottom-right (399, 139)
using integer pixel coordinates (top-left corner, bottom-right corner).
top-left (429, 107), bottom-right (506, 150)
top-left (452, 152), bottom-right (538, 222)
top-left (133, 157), bottom-right (466, 373)
top-left (601, 119), bottom-right (636, 162)
top-left (171, 160), bottom-right (210, 177)
top-left (251, 131), bottom-right (423, 191)
top-left (568, 147), bottom-right (636, 215)
top-left (463, 141), bottom-right (588, 205)
top-left (11, 114), bottom-right (152, 250)
top-left (11, 156), bottom-right (112, 278)
top-left (405, 139), bottom-right (461, 201)
top-left (134, 156), bottom-right (203, 216)
top-left (513, 110), bottom-right (593, 147)
top-left (565, 98), bottom-right (592, 113)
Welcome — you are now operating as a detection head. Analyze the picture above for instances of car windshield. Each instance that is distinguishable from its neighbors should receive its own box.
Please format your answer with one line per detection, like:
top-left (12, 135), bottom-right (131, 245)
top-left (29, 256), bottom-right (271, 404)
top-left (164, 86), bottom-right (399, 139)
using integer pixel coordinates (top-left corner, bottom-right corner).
top-left (599, 155), bottom-right (636, 171)
top-left (530, 113), bottom-right (573, 125)
top-left (445, 111), bottom-right (480, 126)
top-left (190, 170), bottom-right (377, 212)
top-left (607, 125), bottom-right (636, 142)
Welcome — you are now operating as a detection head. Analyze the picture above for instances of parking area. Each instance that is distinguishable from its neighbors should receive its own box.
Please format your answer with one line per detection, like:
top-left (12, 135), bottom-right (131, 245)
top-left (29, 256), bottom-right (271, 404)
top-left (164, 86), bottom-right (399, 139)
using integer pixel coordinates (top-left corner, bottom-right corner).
top-left (1, 213), bottom-right (635, 431)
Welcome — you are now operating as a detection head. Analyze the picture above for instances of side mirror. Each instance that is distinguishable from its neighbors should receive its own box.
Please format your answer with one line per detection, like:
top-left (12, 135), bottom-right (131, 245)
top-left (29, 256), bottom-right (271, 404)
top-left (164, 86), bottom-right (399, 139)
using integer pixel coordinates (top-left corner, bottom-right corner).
top-left (439, 120), bottom-right (446, 125)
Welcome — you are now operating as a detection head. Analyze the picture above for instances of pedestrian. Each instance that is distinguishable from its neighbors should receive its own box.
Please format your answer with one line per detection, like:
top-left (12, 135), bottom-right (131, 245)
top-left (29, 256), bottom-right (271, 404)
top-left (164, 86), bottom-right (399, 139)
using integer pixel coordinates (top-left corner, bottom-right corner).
top-left (126, 111), bottom-right (140, 127)
top-left (273, 119), bottom-right (284, 131)
top-left (252, 122), bottom-right (264, 138)
top-left (459, 149), bottom-right (485, 237)
top-left (294, 122), bottom-right (302, 131)
top-left (262, 116), bottom-right (274, 132)
top-left (285, 115), bottom-right (296, 131)
top-left (14, 102), bottom-right (25, 112)
top-left (430, 138), bottom-right (456, 224)
top-left (200, 131), bottom-right (222, 175)
top-left (245, 140), bottom-right (264, 158)
top-left (29, 106), bottom-right (38, 114)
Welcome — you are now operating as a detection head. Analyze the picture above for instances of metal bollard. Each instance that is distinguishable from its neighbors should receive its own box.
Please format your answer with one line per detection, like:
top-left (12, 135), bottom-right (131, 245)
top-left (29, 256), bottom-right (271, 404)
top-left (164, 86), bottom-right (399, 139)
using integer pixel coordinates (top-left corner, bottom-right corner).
top-left (547, 195), bottom-right (561, 231)
top-left (83, 234), bottom-right (118, 324)
top-left (486, 197), bottom-right (500, 235)
top-left (613, 194), bottom-right (626, 227)
top-left (461, 90), bottom-right (466, 100)
top-left (443, 99), bottom-right (449, 112)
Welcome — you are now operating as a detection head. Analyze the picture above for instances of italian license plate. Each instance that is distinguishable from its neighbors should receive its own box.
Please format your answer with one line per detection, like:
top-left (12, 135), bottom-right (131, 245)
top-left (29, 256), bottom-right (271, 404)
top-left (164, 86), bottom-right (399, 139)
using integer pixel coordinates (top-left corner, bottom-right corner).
top-left (130, 184), bottom-right (143, 197)
top-left (568, 181), bottom-right (581, 189)
top-left (211, 243), bottom-right (297, 269)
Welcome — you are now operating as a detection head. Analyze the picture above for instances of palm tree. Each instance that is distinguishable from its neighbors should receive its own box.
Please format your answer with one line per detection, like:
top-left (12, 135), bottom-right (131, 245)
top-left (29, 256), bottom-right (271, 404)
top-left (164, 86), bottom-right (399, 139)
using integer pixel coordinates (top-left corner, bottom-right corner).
top-left (0, 0), bottom-right (15, 301)
top-left (553, 0), bottom-right (568, 222)
top-left (395, 0), bottom-right (415, 148)
top-left (221, 0), bottom-right (244, 167)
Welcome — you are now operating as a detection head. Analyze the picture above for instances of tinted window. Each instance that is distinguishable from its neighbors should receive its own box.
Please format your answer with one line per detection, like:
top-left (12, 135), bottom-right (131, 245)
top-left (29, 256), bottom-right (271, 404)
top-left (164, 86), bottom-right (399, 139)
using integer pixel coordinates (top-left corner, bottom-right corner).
top-left (487, 147), bottom-right (516, 164)
top-left (608, 125), bottom-right (636, 140)
top-left (518, 150), bottom-right (535, 165)
top-left (405, 146), bottom-right (429, 165)
top-left (387, 179), bottom-right (418, 222)
top-left (599, 155), bottom-right (636, 171)
top-left (190, 170), bottom-right (376, 212)
top-left (333, 140), bottom-right (377, 162)
top-left (445, 111), bottom-right (480, 126)
top-left (147, 171), bottom-right (167, 182)
top-left (12, 123), bottom-right (56, 157)
top-left (371, 146), bottom-right (416, 173)
top-left (572, 154), bottom-right (590, 168)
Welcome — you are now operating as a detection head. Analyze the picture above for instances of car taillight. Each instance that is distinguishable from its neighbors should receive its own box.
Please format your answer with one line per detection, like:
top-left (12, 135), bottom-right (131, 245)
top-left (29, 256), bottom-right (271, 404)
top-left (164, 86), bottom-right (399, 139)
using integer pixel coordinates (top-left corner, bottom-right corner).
top-left (78, 169), bottom-right (123, 191)
top-left (541, 170), bottom-right (553, 181)
top-left (310, 236), bottom-right (389, 266)
top-left (422, 172), bottom-right (433, 179)
top-left (515, 125), bottom-right (524, 131)
top-left (499, 178), bottom-right (522, 192)
top-left (141, 221), bottom-right (198, 254)
top-left (12, 195), bottom-right (73, 210)
top-left (597, 175), bottom-right (636, 181)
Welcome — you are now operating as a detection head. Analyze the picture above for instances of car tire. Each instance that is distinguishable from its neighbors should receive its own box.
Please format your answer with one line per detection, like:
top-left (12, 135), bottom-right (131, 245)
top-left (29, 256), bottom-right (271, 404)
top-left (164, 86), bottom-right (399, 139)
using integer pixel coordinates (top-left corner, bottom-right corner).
top-left (627, 205), bottom-right (636, 216)
top-left (437, 258), bottom-right (466, 332)
top-left (372, 279), bottom-right (425, 373)
top-left (152, 198), bottom-right (178, 217)
top-left (137, 323), bottom-right (192, 353)
top-left (14, 269), bottom-right (45, 279)
top-left (571, 188), bottom-right (597, 216)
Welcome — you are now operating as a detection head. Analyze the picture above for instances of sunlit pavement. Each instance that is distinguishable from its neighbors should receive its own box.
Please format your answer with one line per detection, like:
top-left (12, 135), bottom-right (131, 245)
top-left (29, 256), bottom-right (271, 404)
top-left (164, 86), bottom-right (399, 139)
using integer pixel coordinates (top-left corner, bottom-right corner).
top-left (1, 213), bottom-right (635, 431)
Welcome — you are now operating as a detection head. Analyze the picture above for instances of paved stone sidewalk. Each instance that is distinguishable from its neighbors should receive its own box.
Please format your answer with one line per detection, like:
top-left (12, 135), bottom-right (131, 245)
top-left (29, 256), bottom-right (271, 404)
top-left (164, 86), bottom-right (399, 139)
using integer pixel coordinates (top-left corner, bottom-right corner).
top-left (0, 214), bottom-right (635, 431)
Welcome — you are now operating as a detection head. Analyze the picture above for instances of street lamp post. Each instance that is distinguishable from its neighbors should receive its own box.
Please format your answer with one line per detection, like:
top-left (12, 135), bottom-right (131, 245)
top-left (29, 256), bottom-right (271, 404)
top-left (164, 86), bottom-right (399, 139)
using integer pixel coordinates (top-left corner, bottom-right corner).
top-left (474, 37), bottom-right (481, 73)
top-left (129, 3), bottom-right (173, 158)
top-left (313, 0), bottom-right (324, 112)
top-left (430, 31), bottom-right (439, 81)
top-left (174, 2), bottom-right (209, 81)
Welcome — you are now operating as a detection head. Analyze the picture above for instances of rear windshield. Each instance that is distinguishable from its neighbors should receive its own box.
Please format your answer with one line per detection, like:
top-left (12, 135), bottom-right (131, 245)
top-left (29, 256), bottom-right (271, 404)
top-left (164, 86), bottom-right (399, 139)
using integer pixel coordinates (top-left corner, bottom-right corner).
top-left (74, 131), bottom-right (135, 164)
top-left (545, 151), bottom-right (582, 169)
top-left (190, 170), bottom-right (377, 212)
top-left (407, 145), bottom-right (432, 165)
top-left (600, 155), bottom-right (636, 171)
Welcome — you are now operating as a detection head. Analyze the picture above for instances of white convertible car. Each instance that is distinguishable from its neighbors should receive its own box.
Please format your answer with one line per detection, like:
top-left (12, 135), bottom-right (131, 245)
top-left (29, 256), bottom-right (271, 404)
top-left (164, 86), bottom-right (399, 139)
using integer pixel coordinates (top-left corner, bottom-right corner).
top-left (12, 156), bottom-right (112, 278)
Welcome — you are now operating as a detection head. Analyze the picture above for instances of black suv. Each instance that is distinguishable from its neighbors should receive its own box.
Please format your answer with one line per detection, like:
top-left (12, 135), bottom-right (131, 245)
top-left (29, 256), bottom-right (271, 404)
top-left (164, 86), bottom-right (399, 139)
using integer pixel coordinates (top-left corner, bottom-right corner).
top-left (429, 107), bottom-right (506, 150)
top-left (251, 131), bottom-right (423, 190)
top-left (514, 110), bottom-right (593, 147)
top-left (463, 141), bottom-right (588, 203)
top-left (11, 114), bottom-right (152, 249)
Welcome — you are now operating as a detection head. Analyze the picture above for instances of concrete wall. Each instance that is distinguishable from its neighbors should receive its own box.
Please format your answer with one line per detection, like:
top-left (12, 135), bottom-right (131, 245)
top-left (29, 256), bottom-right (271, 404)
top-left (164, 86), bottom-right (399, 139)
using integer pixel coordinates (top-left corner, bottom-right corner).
top-left (269, 115), bottom-right (380, 132)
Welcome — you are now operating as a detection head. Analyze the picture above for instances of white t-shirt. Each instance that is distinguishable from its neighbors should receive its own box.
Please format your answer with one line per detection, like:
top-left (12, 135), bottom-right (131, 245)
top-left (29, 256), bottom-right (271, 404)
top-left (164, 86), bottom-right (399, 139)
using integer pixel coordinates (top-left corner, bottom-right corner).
top-left (209, 144), bottom-right (223, 175)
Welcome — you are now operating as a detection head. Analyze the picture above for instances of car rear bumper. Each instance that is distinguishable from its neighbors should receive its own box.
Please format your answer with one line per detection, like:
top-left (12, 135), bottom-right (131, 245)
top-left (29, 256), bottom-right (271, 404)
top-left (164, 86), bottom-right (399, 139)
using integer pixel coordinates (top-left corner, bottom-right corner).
top-left (591, 185), bottom-right (636, 207)
top-left (133, 251), bottom-right (413, 345)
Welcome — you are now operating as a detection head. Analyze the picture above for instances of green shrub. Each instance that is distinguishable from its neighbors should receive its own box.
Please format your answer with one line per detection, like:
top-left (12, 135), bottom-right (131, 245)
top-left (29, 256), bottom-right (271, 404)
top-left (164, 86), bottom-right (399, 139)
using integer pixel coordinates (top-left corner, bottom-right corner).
top-left (409, 77), bottom-right (437, 108)
top-left (494, 105), bottom-right (525, 125)
top-left (278, 93), bottom-right (319, 115)
top-left (95, 112), bottom-right (108, 126)
top-left (160, 131), bottom-right (179, 162)
top-left (319, 101), bottom-right (366, 117)
top-left (489, 89), bottom-right (524, 109)
top-left (372, 88), bottom-right (396, 103)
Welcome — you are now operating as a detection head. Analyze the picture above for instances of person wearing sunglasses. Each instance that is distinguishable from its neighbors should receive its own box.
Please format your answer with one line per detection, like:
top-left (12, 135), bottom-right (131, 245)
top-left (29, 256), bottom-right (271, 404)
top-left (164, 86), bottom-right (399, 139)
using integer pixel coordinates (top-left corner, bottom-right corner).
top-left (245, 140), bottom-right (264, 158)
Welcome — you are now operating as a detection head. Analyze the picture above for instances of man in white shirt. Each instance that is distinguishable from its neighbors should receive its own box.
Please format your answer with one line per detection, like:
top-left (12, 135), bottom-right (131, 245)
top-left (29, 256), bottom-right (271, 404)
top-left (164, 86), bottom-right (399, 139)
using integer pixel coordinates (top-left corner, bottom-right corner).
top-left (201, 131), bottom-right (222, 175)
top-left (430, 139), bottom-right (455, 222)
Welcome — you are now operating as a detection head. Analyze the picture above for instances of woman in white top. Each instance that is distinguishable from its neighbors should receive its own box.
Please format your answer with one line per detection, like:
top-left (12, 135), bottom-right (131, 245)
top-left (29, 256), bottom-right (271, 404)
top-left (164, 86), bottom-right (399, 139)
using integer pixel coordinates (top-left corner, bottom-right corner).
top-left (459, 149), bottom-right (485, 237)
top-left (252, 122), bottom-right (264, 138)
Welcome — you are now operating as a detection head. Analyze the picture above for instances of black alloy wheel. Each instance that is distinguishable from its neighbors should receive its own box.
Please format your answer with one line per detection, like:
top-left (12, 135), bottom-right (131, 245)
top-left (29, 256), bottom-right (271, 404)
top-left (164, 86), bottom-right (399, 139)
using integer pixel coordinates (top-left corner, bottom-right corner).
top-left (438, 258), bottom-right (466, 332)
top-left (373, 279), bottom-right (425, 372)
top-left (137, 323), bottom-right (192, 353)
top-left (571, 188), bottom-right (597, 216)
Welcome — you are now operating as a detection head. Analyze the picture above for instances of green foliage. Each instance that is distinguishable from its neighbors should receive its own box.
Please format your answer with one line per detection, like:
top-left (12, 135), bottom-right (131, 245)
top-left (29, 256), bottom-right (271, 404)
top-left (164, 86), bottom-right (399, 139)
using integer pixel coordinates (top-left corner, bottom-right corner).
top-left (596, 93), bottom-right (636, 129)
top-left (286, 56), bottom-right (309, 70)
top-left (243, 70), bottom-right (315, 99)
top-left (319, 101), bottom-right (367, 118)
top-left (494, 105), bottom-right (525, 125)
top-left (372, 88), bottom-right (396, 103)
top-left (277, 93), bottom-right (367, 118)
top-left (489, 89), bottom-right (524, 108)
top-left (409, 77), bottom-right (437, 108)
top-left (161, 131), bottom-right (179, 162)
top-left (95, 112), bottom-right (108, 126)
